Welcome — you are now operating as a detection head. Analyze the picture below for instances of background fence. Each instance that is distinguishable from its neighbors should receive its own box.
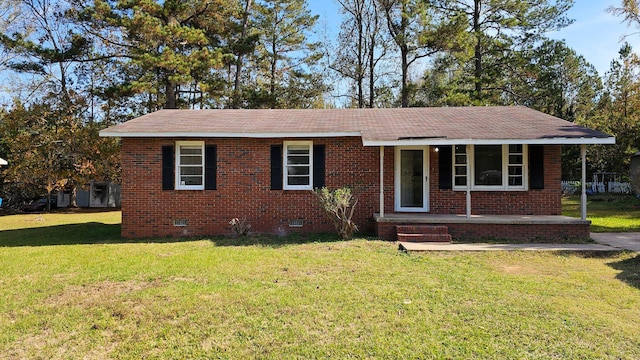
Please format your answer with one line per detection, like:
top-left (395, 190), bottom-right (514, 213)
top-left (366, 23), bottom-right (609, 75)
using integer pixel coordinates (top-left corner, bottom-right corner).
top-left (561, 181), bottom-right (633, 195)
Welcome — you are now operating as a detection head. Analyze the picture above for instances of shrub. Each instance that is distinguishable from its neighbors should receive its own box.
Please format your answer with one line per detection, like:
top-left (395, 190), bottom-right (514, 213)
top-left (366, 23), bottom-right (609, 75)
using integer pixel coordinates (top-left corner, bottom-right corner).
top-left (313, 187), bottom-right (359, 240)
top-left (229, 217), bottom-right (251, 236)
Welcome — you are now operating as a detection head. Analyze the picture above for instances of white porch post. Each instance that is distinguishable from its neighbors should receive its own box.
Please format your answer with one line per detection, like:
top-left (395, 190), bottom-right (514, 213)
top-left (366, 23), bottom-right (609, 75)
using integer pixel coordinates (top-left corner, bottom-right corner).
top-left (581, 144), bottom-right (587, 221)
top-left (379, 146), bottom-right (384, 218)
top-left (466, 144), bottom-right (471, 219)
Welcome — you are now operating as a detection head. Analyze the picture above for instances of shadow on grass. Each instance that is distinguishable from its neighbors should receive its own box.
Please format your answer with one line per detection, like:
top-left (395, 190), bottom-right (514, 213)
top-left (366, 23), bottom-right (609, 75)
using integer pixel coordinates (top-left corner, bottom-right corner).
top-left (208, 232), bottom-right (351, 248)
top-left (0, 223), bottom-right (183, 247)
top-left (0, 223), bottom-right (353, 248)
top-left (608, 254), bottom-right (640, 290)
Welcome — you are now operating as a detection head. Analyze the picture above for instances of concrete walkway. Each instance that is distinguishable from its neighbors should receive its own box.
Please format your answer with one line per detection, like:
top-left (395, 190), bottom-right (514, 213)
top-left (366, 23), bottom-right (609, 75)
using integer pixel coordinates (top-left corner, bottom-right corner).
top-left (590, 232), bottom-right (640, 252)
top-left (399, 232), bottom-right (640, 252)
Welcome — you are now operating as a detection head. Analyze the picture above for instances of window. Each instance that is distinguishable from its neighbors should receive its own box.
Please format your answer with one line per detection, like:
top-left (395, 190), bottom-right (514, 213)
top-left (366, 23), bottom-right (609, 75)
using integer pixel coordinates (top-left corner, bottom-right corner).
top-left (176, 141), bottom-right (204, 190)
top-left (453, 144), bottom-right (527, 191)
top-left (508, 144), bottom-right (524, 187)
top-left (453, 145), bottom-right (468, 187)
top-left (284, 141), bottom-right (313, 190)
top-left (475, 145), bottom-right (503, 186)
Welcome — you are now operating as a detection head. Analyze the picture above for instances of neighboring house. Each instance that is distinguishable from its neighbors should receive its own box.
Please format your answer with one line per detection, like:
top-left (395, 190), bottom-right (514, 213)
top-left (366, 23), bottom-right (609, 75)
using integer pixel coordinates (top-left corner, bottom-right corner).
top-left (100, 106), bottom-right (614, 240)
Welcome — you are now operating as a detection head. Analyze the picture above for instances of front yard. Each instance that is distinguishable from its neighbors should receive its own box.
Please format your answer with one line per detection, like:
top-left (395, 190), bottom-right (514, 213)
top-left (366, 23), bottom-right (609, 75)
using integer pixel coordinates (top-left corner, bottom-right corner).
top-left (562, 194), bottom-right (640, 232)
top-left (0, 210), bottom-right (639, 358)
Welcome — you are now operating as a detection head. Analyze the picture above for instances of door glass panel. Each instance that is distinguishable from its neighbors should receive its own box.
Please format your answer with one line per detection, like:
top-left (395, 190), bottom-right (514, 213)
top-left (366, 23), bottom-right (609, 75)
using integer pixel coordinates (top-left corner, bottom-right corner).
top-left (400, 150), bottom-right (423, 208)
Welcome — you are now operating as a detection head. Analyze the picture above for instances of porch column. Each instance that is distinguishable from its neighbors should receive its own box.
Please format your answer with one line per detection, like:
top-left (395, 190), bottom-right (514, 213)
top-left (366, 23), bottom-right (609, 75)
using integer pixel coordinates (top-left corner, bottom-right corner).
top-left (581, 144), bottom-right (587, 221)
top-left (379, 146), bottom-right (384, 218)
top-left (466, 144), bottom-right (471, 219)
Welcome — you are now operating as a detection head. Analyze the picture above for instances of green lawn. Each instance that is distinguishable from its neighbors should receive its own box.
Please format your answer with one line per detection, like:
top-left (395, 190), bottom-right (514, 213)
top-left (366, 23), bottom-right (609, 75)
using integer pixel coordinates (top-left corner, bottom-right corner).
top-left (1, 211), bottom-right (639, 358)
top-left (562, 194), bottom-right (640, 232)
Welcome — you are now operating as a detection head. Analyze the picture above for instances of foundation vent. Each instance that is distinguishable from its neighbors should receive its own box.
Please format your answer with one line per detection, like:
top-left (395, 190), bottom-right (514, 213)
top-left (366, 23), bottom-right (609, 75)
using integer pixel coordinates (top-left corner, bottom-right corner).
top-left (173, 219), bottom-right (188, 227)
top-left (289, 219), bottom-right (304, 228)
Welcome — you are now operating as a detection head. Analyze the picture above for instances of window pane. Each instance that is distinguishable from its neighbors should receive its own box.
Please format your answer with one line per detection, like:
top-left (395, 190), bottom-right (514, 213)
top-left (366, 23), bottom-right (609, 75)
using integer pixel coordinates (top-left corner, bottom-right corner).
top-left (509, 144), bottom-right (522, 153)
top-left (455, 177), bottom-right (467, 186)
top-left (508, 166), bottom-right (522, 176)
top-left (180, 147), bottom-right (202, 155)
top-left (455, 167), bottom-right (467, 176)
top-left (181, 176), bottom-right (202, 186)
top-left (509, 177), bottom-right (523, 186)
top-left (287, 166), bottom-right (310, 176)
top-left (455, 155), bottom-right (467, 164)
top-left (509, 155), bottom-right (522, 164)
top-left (455, 145), bottom-right (466, 154)
top-left (287, 155), bottom-right (310, 165)
top-left (287, 145), bottom-right (309, 154)
top-left (475, 145), bottom-right (502, 186)
top-left (288, 176), bottom-right (310, 185)
top-left (180, 167), bottom-right (203, 176)
top-left (180, 155), bottom-right (202, 165)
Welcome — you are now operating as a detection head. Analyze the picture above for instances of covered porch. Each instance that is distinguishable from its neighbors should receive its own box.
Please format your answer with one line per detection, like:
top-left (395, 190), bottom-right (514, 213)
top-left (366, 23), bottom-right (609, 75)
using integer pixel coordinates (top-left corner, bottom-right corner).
top-left (372, 143), bottom-right (599, 241)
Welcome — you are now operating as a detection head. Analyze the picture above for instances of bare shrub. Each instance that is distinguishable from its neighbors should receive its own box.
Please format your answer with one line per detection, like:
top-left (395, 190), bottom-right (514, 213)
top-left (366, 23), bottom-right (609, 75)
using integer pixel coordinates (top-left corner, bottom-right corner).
top-left (313, 187), bottom-right (359, 240)
top-left (229, 217), bottom-right (251, 236)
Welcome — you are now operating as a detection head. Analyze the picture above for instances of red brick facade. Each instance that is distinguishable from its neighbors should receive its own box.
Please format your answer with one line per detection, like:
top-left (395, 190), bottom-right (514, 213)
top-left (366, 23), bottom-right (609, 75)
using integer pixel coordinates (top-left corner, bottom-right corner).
top-left (376, 222), bottom-right (590, 242)
top-left (121, 138), bottom-right (568, 239)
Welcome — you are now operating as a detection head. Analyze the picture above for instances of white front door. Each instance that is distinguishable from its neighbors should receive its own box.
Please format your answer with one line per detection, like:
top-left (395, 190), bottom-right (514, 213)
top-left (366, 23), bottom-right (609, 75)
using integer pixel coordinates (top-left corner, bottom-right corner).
top-left (395, 146), bottom-right (429, 212)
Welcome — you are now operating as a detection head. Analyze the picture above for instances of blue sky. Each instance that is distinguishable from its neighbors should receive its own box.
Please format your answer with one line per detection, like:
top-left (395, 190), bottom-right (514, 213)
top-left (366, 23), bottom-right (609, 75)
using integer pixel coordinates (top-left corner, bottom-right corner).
top-left (308, 0), bottom-right (638, 77)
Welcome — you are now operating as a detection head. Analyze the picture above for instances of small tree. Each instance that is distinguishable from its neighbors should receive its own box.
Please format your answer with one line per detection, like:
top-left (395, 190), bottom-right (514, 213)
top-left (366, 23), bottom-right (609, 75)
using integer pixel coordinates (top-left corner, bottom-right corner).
top-left (313, 187), bottom-right (359, 240)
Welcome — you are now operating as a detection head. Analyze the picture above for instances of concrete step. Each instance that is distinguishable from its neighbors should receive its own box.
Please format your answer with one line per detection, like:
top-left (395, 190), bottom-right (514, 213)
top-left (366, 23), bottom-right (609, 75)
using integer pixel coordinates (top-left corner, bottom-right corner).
top-left (397, 233), bottom-right (452, 243)
top-left (396, 225), bottom-right (449, 235)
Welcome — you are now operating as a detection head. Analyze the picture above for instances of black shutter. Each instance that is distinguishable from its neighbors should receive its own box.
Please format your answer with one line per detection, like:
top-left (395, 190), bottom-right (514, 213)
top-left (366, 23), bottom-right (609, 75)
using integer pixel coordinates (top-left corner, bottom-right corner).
top-left (162, 145), bottom-right (174, 190)
top-left (529, 145), bottom-right (544, 190)
top-left (270, 145), bottom-right (283, 190)
top-left (313, 144), bottom-right (326, 189)
top-left (439, 145), bottom-right (452, 190)
top-left (205, 145), bottom-right (217, 190)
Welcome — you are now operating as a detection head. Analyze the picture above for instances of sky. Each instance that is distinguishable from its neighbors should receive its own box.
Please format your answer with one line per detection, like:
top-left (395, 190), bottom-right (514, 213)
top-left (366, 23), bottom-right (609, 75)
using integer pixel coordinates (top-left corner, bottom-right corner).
top-left (308, 0), bottom-right (639, 77)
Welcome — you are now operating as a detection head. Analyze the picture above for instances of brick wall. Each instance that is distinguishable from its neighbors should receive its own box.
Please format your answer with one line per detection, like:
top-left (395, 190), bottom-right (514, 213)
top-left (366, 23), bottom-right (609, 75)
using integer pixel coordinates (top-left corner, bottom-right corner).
top-left (121, 137), bottom-right (379, 238)
top-left (428, 145), bottom-right (562, 215)
top-left (121, 139), bottom-right (564, 238)
top-left (376, 221), bottom-right (590, 241)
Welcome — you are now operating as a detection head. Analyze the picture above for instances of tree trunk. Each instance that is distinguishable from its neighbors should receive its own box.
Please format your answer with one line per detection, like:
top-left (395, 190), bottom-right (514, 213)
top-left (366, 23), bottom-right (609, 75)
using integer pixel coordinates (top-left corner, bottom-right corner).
top-left (232, 0), bottom-right (253, 109)
top-left (401, 44), bottom-right (409, 107)
top-left (473, 0), bottom-right (483, 101)
top-left (165, 79), bottom-right (177, 109)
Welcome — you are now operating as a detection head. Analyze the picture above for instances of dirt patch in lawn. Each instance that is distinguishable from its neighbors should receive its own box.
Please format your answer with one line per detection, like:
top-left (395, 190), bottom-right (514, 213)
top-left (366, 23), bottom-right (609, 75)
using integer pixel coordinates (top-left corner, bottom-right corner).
top-left (45, 280), bottom-right (158, 308)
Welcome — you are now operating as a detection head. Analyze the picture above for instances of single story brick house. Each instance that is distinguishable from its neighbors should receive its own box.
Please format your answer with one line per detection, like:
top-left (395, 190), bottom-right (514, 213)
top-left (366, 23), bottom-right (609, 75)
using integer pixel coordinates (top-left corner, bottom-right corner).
top-left (100, 106), bottom-right (614, 241)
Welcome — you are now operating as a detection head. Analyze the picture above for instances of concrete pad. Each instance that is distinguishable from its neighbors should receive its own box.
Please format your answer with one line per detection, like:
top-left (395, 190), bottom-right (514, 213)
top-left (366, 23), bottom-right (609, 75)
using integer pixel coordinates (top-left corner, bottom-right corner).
top-left (398, 242), bottom-right (619, 252)
top-left (590, 233), bottom-right (640, 252)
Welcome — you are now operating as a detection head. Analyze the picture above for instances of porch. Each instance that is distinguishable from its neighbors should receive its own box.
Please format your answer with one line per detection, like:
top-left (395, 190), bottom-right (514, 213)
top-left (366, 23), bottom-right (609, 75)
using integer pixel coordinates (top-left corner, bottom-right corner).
top-left (374, 213), bottom-right (591, 241)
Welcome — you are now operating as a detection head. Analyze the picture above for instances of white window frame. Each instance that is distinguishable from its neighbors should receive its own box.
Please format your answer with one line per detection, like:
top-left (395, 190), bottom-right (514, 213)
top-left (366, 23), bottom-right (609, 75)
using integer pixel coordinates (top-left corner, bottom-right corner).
top-left (283, 141), bottom-right (313, 190)
top-left (175, 141), bottom-right (205, 190)
top-left (453, 144), bottom-right (528, 191)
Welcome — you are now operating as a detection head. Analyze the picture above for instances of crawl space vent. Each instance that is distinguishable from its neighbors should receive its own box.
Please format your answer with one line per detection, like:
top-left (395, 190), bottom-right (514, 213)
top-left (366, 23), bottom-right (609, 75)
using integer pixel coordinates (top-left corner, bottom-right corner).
top-left (173, 219), bottom-right (188, 227)
top-left (289, 219), bottom-right (304, 228)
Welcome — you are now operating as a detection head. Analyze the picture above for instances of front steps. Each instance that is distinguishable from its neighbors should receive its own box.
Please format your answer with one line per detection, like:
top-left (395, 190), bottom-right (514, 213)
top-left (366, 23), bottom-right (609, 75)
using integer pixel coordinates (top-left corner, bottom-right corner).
top-left (396, 225), bottom-right (452, 243)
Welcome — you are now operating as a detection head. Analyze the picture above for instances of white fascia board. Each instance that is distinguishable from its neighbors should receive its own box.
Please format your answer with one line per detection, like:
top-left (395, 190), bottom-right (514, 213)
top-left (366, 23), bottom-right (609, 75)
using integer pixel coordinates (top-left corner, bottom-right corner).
top-left (362, 137), bottom-right (616, 146)
top-left (99, 131), bottom-right (362, 138)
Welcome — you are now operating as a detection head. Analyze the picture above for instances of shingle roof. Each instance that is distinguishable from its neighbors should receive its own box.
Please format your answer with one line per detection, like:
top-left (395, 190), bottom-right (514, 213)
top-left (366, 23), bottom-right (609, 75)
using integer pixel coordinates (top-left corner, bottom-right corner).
top-left (99, 106), bottom-right (614, 145)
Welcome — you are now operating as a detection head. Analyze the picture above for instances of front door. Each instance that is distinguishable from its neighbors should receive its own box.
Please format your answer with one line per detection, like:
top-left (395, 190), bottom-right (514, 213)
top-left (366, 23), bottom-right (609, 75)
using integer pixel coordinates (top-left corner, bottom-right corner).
top-left (395, 146), bottom-right (429, 212)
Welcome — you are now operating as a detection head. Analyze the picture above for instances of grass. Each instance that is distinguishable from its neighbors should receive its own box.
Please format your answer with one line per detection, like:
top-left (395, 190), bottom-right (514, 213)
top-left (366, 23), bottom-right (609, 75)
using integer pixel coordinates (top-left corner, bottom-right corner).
top-left (562, 194), bottom-right (640, 232)
top-left (1, 211), bottom-right (640, 358)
